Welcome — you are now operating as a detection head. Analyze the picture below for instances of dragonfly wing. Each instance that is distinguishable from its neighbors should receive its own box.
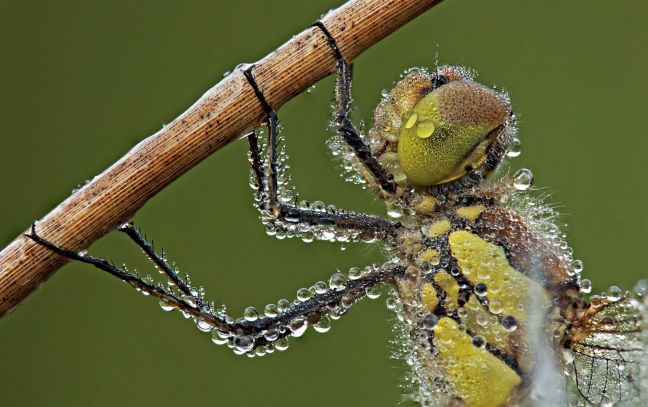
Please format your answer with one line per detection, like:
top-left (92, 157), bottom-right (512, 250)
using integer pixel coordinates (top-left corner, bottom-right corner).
top-left (568, 293), bottom-right (647, 405)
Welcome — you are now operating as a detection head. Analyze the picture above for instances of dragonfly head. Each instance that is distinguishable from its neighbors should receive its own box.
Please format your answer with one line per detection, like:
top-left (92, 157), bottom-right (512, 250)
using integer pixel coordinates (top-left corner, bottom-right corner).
top-left (395, 67), bottom-right (513, 188)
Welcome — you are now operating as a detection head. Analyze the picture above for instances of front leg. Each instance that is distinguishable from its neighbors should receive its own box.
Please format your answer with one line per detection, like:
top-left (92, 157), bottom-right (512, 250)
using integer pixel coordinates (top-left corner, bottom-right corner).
top-left (313, 21), bottom-right (397, 195)
top-left (244, 68), bottom-right (399, 243)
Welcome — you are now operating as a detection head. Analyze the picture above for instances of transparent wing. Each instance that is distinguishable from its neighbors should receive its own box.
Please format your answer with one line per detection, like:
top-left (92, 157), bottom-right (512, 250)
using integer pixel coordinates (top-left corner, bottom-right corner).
top-left (568, 292), bottom-right (647, 405)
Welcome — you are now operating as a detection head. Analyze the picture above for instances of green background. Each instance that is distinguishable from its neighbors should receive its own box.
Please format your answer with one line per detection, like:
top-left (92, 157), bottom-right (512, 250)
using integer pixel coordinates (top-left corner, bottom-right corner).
top-left (1, 1), bottom-right (646, 406)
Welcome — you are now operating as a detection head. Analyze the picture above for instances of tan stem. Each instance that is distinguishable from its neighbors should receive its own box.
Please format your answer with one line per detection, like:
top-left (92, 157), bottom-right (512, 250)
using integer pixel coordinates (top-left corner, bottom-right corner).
top-left (0, 0), bottom-right (445, 316)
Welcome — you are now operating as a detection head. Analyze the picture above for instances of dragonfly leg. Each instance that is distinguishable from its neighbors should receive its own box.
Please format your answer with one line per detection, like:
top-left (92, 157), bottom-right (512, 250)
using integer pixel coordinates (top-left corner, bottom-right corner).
top-left (26, 221), bottom-right (404, 355)
top-left (312, 21), bottom-right (396, 195)
top-left (244, 67), bottom-right (400, 242)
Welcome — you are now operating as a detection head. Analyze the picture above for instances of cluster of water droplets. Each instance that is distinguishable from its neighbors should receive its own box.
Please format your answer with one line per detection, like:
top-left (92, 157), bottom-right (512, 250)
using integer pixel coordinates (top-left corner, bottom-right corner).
top-left (156, 264), bottom-right (386, 358)
top-left (247, 127), bottom-right (384, 245)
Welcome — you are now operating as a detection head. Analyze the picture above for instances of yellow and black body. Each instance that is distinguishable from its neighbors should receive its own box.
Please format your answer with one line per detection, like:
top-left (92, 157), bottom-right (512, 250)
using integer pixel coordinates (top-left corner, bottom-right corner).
top-left (349, 66), bottom-right (647, 406)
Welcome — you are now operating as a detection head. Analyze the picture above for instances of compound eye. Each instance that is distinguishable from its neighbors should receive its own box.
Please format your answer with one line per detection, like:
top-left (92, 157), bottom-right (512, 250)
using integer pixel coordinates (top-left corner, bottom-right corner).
top-left (431, 74), bottom-right (449, 90)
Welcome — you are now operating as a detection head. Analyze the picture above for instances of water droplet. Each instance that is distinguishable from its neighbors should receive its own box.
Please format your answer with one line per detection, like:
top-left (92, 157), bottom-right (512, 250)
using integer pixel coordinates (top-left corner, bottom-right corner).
top-left (472, 334), bottom-right (486, 349)
top-left (314, 316), bottom-right (332, 333)
top-left (313, 281), bottom-right (328, 294)
top-left (277, 299), bottom-right (291, 312)
top-left (313, 201), bottom-right (326, 211)
top-left (233, 334), bottom-right (254, 352)
top-left (182, 295), bottom-right (197, 307)
top-left (512, 168), bottom-right (533, 190)
top-left (289, 318), bottom-right (307, 337)
top-left (421, 314), bottom-right (438, 330)
top-left (159, 300), bottom-right (174, 312)
top-left (329, 273), bottom-right (347, 290)
top-left (607, 286), bottom-right (622, 302)
top-left (579, 279), bottom-right (592, 294)
top-left (502, 315), bottom-right (518, 331)
top-left (264, 329), bottom-right (279, 341)
top-left (386, 297), bottom-right (397, 310)
top-left (386, 203), bottom-right (404, 219)
top-left (196, 319), bottom-right (213, 332)
top-left (243, 306), bottom-right (259, 321)
top-left (506, 137), bottom-right (522, 158)
top-left (571, 259), bottom-right (584, 274)
top-left (340, 294), bottom-right (354, 308)
top-left (365, 286), bottom-right (381, 299)
top-left (348, 267), bottom-right (362, 280)
top-left (474, 282), bottom-right (488, 297)
top-left (211, 331), bottom-right (228, 345)
top-left (489, 299), bottom-right (503, 314)
top-left (633, 279), bottom-right (647, 297)
top-left (296, 288), bottom-right (311, 302)
top-left (275, 337), bottom-right (289, 351)
top-left (264, 303), bottom-right (278, 318)
top-left (279, 189), bottom-right (293, 203)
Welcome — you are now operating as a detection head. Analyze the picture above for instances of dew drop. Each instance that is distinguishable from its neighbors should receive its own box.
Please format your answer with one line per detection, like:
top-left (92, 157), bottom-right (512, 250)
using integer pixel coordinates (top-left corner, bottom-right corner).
top-left (329, 273), bottom-right (347, 290)
top-left (474, 282), bottom-right (488, 297)
top-left (489, 299), bottom-right (503, 314)
top-left (386, 203), bottom-right (404, 219)
top-left (606, 286), bottom-right (622, 302)
top-left (211, 331), bottom-right (228, 345)
top-left (421, 314), bottom-right (438, 330)
top-left (159, 300), bottom-right (174, 312)
top-left (277, 299), bottom-right (291, 312)
top-left (196, 319), bottom-right (213, 333)
top-left (233, 334), bottom-right (254, 352)
top-left (243, 306), bottom-right (259, 321)
top-left (289, 318), bottom-right (307, 337)
top-left (571, 259), bottom-right (584, 274)
top-left (182, 295), bottom-right (197, 307)
top-left (506, 137), bottom-right (522, 158)
top-left (275, 338), bottom-right (289, 351)
top-left (314, 316), bottom-right (332, 333)
top-left (313, 201), bottom-right (326, 211)
top-left (296, 288), bottom-right (311, 302)
top-left (472, 334), bottom-right (487, 349)
top-left (366, 286), bottom-right (381, 299)
top-left (512, 168), bottom-right (533, 190)
top-left (579, 279), bottom-right (592, 294)
top-left (264, 303), bottom-right (279, 318)
top-left (348, 267), bottom-right (362, 280)
top-left (502, 315), bottom-right (518, 332)
top-left (264, 329), bottom-right (279, 341)
top-left (633, 279), bottom-right (648, 297)
top-left (313, 281), bottom-right (328, 294)
top-left (340, 294), bottom-right (354, 308)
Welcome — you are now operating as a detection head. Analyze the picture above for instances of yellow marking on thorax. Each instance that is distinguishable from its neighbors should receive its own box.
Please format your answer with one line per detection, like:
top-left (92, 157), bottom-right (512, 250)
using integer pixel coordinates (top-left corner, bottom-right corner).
top-left (426, 219), bottom-right (451, 237)
top-left (420, 283), bottom-right (438, 313)
top-left (433, 318), bottom-right (521, 407)
top-left (418, 248), bottom-right (440, 265)
top-left (463, 295), bottom-right (512, 355)
top-left (448, 230), bottom-right (551, 372)
top-left (455, 204), bottom-right (485, 222)
top-left (434, 270), bottom-right (460, 311)
top-left (414, 196), bottom-right (437, 215)
top-left (448, 230), bottom-right (550, 323)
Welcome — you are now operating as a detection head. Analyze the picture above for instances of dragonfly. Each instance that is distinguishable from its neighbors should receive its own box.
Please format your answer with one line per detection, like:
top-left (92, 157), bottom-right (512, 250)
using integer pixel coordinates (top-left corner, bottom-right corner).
top-left (26, 20), bottom-right (646, 407)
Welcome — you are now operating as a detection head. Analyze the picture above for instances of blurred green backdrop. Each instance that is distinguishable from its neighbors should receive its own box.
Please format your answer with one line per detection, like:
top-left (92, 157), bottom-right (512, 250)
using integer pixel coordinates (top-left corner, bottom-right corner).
top-left (1, 1), bottom-right (646, 406)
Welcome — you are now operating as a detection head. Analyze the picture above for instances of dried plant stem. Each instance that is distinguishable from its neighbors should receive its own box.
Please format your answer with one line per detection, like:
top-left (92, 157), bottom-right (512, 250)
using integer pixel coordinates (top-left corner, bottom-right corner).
top-left (0, 0), bottom-right (445, 316)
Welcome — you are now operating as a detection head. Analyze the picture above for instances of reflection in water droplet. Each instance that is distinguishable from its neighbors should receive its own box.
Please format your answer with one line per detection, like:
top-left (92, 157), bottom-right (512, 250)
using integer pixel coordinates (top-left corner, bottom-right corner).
top-left (512, 168), bottom-right (533, 190)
